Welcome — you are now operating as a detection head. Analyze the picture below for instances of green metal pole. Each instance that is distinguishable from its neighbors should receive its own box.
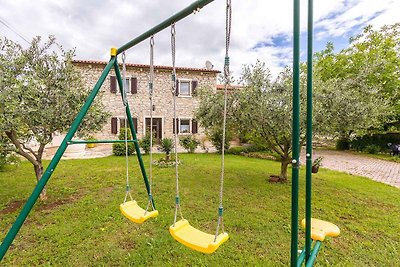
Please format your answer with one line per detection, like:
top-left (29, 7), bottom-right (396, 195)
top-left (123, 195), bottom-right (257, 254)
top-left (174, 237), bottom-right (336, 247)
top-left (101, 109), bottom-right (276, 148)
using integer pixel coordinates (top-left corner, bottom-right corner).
top-left (305, 0), bottom-right (314, 262)
top-left (297, 248), bottom-right (307, 267)
top-left (305, 241), bottom-right (322, 267)
top-left (291, 0), bottom-right (301, 266)
top-left (68, 140), bottom-right (137, 144)
top-left (117, 0), bottom-right (215, 55)
top-left (0, 57), bottom-right (116, 261)
top-left (113, 60), bottom-right (155, 210)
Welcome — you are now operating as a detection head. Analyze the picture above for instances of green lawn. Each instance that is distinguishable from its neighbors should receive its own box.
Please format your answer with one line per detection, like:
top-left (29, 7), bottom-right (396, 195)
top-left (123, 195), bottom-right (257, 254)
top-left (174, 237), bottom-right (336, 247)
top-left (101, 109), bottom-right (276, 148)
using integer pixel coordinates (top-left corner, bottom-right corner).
top-left (0, 154), bottom-right (399, 266)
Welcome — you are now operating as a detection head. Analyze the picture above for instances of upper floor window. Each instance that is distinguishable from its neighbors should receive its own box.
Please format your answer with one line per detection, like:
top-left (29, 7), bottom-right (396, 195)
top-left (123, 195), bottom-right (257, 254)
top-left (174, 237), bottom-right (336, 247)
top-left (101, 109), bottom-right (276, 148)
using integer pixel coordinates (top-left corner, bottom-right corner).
top-left (110, 76), bottom-right (138, 94)
top-left (176, 79), bottom-right (198, 97)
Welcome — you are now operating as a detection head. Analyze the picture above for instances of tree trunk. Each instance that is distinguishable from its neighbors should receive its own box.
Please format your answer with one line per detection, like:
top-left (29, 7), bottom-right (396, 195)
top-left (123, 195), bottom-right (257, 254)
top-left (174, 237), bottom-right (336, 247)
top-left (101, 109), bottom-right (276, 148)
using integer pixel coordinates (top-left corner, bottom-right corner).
top-left (34, 163), bottom-right (47, 200)
top-left (166, 153), bottom-right (170, 161)
top-left (279, 159), bottom-right (290, 182)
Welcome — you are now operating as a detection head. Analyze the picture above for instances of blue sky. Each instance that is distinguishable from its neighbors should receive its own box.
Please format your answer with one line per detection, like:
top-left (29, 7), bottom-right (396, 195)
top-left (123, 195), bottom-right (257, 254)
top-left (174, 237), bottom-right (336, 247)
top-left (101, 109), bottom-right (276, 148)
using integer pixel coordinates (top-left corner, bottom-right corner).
top-left (0, 0), bottom-right (399, 79)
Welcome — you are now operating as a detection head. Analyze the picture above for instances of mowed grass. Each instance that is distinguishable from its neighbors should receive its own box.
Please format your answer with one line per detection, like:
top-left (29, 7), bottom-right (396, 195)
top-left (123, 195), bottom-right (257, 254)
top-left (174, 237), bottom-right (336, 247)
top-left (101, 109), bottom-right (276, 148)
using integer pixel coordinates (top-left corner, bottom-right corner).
top-left (0, 154), bottom-right (399, 266)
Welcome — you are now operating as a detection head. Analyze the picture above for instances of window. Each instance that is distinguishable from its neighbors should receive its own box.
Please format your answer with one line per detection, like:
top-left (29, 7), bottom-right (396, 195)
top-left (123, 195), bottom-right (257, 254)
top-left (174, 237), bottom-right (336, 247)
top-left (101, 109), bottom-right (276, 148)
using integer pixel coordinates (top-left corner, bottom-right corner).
top-left (110, 76), bottom-right (138, 94)
top-left (173, 118), bottom-right (198, 134)
top-left (176, 79), bottom-right (198, 97)
top-left (179, 119), bottom-right (190, 133)
top-left (179, 80), bottom-right (191, 96)
top-left (111, 117), bottom-right (138, 134)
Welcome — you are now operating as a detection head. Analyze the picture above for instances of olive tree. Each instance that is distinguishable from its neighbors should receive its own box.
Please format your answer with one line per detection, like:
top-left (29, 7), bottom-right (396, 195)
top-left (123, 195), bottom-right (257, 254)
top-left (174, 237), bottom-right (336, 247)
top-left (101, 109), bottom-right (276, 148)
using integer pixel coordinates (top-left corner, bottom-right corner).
top-left (0, 36), bottom-right (109, 199)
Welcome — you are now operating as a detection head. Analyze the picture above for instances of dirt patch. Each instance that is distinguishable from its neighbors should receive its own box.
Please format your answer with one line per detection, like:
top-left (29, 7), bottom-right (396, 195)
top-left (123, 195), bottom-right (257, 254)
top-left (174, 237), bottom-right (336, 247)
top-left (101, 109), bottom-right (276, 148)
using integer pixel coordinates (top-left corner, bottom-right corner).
top-left (0, 200), bottom-right (25, 215)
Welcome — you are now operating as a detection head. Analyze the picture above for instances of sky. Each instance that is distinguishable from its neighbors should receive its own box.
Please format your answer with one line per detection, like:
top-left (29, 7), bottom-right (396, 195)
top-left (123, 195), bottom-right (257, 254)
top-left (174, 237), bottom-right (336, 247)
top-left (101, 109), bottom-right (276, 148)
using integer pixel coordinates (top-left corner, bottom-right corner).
top-left (1, 0), bottom-right (399, 80)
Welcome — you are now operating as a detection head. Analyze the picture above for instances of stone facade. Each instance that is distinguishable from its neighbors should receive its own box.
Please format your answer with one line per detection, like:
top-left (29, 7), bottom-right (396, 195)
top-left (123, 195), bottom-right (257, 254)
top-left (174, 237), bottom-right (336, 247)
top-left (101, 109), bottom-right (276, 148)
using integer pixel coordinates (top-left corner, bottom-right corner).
top-left (72, 60), bottom-right (219, 141)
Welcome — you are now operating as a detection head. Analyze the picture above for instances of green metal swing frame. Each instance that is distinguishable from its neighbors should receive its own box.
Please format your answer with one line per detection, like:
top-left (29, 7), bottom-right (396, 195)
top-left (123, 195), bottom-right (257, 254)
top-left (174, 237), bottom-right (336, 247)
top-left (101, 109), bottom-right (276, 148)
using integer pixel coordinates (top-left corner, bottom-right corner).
top-left (0, 0), bottom-right (324, 266)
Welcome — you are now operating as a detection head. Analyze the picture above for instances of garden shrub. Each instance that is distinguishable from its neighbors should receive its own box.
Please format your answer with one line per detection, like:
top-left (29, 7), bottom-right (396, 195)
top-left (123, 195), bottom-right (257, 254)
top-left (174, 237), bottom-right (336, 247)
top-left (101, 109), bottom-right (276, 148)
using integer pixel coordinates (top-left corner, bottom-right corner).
top-left (112, 128), bottom-right (135, 156)
top-left (336, 138), bottom-right (350, 150)
top-left (159, 138), bottom-right (173, 160)
top-left (139, 132), bottom-right (154, 154)
top-left (364, 144), bottom-right (381, 154)
top-left (350, 132), bottom-right (400, 152)
top-left (179, 135), bottom-right (199, 153)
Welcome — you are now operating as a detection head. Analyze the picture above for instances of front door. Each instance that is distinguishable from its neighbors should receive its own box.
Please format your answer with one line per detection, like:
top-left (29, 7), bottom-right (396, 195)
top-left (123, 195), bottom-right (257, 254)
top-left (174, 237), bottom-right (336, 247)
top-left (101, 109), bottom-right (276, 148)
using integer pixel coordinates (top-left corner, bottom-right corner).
top-left (145, 118), bottom-right (162, 143)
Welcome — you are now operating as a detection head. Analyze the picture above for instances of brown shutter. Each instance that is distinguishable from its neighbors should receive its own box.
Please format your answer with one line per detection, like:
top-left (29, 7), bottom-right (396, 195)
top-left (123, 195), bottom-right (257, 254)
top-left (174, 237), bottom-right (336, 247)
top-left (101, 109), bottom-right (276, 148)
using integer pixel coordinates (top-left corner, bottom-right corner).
top-left (173, 118), bottom-right (179, 134)
top-left (131, 77), bottom-right (137, 94)
top-left (111, 117), bottom-right (118, 134)
top-left (133, 117), bottom-right (138, 133)
top-left (192, 80), bottom-right (198, 95)
top-left (110, 76), bottom-right (117, 93)
top-left (192, 119), bottom-right (198, 134)
top-left (175, 79), bottom-right (179, 96)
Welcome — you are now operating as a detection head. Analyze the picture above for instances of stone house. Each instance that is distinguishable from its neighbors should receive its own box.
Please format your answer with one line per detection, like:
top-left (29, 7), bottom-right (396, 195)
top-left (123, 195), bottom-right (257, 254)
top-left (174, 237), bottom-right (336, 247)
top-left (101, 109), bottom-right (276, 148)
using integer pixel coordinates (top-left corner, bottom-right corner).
top-left (72, 60), bottom-right (220, 143)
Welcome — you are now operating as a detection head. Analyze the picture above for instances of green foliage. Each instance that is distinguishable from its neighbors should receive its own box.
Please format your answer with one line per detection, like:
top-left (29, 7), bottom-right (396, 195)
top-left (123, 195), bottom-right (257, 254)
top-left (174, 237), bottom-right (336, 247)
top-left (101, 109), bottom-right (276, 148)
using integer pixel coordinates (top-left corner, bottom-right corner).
top-left (112, 128), bottom-right (135, 156)
top-left (1, 155), bottom-right (400, 266)
top-left (314, 24), bottom-right (400, 136)
top-left (139, 133), bottom-right (154, 154)
top-left (159, 138), bottom-right (173, 160)
top-left (350, 132), bottom-right (400, 152)
top-left (208, 128), bottom-right (230, 153)
top-left (0, 137), bottom-right (19, 171)
top-left (0, 35), bottom-right (109, 190)
top-left (364, 145), bottom-right (381, 154)
top-left (179, 135), bottom-right (200, 153)
top-left (336, 138), bottom-right (350, 150)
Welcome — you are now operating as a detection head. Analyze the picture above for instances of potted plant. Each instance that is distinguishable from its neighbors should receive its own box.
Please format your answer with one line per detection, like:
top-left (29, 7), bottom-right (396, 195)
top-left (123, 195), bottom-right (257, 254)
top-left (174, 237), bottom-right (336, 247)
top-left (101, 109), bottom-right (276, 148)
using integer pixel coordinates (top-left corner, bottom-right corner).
top-left (85, 135), bottom-right (97, 149)
top-left (312, 156), bottom-right (323, 173)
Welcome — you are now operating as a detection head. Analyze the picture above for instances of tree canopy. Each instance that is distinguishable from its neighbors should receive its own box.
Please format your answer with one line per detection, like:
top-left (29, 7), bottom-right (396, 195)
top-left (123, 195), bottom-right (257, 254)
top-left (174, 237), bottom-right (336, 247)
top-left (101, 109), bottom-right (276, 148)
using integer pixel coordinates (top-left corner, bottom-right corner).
top-left (0, 36), bottom-right (108, 199)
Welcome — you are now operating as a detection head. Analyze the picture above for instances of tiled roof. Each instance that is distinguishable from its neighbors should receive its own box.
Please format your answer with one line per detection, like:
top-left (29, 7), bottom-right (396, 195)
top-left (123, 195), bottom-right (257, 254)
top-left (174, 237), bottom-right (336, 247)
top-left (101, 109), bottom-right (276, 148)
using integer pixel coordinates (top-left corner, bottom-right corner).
top-left (72, 59), bottom-right (220, 73)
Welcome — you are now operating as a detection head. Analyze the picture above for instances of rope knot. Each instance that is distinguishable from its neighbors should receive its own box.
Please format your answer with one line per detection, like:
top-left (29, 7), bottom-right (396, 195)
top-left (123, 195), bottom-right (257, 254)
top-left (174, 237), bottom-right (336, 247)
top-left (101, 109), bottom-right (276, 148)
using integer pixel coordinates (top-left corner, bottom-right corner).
top-left (218, 207), bottom-right (224, 217)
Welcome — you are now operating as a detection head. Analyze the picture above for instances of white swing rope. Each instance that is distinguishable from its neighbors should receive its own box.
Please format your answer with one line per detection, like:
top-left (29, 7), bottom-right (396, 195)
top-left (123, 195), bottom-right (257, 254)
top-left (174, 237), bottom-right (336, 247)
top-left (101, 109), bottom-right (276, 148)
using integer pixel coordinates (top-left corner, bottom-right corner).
top-left (171, 23), bottom-right (184, 226)
top-left (145, 36), bottom-right (155, 214)
top-left (215, 0), bottom-right (232, 241)
top-left (122, 51), bottom-right (134, 204)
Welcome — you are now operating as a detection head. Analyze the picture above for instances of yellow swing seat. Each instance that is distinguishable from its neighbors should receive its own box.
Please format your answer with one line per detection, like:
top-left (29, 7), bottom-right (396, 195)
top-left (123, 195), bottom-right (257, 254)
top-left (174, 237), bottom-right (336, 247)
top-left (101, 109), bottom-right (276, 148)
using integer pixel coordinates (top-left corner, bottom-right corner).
top-left (169, 219), bottom-right (229, 254)
top-left (301, 218), bottom-right (340, 241)
top-left (120, 200), bottom-right (158, 224)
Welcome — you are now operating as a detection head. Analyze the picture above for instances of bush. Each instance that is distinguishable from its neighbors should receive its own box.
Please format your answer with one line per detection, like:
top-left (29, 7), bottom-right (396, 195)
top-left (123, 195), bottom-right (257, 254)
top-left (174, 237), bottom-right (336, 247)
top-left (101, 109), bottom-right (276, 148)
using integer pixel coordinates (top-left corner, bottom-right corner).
top-left (350, 132), bottom-right (400, 152)
top-left (226, 146), bottom-right (245, 155)
top-left (112, 128), bottom-right (135, 156)
top-left (336, 138), bottom-right (350, 150)
top-left (159, 138), bottom-right (173, 160)
top-left (209, 130), bottom-right (230, 153)
top-left (0, 139), bottom-right (19, 171)
top-left (179, 135), bottom-right (200, 153)
top-left (139, 132), bottom-right (154, 154)
top-left (364, 144), bottom-right (380, 154)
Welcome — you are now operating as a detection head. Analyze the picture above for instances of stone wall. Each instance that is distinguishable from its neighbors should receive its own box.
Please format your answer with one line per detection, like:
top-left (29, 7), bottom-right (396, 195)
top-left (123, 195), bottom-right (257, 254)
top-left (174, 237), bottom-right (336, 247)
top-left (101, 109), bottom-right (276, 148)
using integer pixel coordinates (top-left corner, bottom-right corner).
top-left (73, 61), bottom-right (218, 142)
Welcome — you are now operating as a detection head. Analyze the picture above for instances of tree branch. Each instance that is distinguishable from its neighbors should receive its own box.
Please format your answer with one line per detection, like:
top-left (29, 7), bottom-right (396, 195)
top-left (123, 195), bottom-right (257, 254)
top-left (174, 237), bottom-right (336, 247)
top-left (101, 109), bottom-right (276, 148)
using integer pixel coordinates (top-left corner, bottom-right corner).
top-left (5, 131), bottom-right (38, 166)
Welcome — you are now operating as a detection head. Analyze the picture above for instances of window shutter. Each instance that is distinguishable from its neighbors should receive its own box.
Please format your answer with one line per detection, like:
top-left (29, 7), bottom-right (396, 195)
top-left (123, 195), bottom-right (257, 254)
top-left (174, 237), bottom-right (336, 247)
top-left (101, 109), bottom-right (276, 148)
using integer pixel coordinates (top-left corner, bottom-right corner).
top-left (175, 79), bottom-right (179, 96)
top-left (133, 117), bottom-right (138, 133)
top-left (110, 76), bottom-right (117, 93)
top-left (173, 118), bottom-right (179, 134)
top-left (191, 80), bottom-right (198, 95)
top-left (131, 77), bottom-right (137, 94)
top-left (111, 117), bottom-right (118, 134)
top-left (192, 119), bottom-right (198, 134)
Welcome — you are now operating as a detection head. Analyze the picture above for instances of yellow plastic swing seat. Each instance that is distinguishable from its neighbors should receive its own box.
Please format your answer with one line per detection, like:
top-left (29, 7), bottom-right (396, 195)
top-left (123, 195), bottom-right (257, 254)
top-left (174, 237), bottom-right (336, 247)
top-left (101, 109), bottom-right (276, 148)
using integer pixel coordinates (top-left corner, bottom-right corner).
top-left (169, 219), bottom-right (229, 254)
top-left (301, 218), bottom-right (340, 241)
top-left (120, 200), bottom-right (158, 224)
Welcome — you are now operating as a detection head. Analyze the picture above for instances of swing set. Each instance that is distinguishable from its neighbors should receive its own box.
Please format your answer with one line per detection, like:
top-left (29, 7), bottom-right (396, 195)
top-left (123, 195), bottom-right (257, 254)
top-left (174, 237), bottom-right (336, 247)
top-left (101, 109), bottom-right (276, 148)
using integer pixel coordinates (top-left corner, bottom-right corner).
top-left (0, 0), bottom-right (339, 266)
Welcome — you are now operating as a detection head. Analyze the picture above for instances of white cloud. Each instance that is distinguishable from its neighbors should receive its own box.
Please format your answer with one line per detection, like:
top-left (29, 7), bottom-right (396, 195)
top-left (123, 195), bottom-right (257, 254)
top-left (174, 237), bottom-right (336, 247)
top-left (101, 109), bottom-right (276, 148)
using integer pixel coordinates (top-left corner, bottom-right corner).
top-left (0, 0), bottom-right (398, 79)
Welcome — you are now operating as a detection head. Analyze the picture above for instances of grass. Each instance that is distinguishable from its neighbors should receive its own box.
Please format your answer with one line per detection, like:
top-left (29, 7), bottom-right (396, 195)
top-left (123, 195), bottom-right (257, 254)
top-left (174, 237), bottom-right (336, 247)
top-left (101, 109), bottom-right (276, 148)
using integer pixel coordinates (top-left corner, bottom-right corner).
top-left (349, 151), bottom-right (400, 163)
top-left (0, 154), bottom-right (399, 266)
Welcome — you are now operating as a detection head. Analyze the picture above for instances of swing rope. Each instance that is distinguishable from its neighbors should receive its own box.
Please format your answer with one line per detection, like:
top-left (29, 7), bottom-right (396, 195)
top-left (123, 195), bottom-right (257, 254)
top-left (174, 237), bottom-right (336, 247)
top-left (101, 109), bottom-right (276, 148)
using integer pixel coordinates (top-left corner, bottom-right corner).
top-left (145, 36), bottom-right (155, 213)
top-left (214, 0), bottom-right (232, 241)
top-left (122, 51), bottom-right (133, 204)
top-left (171, 23), bottom-right (184, 226)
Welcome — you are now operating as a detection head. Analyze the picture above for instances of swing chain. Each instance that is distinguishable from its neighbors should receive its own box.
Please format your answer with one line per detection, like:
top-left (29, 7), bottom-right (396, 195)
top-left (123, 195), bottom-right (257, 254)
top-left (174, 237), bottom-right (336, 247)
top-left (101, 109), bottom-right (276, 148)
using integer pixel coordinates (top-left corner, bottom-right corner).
top-left (145, 36), bottom-right (155, 214)
top-left (215, 0), bottom-right (232, 241)
top-left (171, 22), bottom-right (183, 226)
top-left (122, 51), bottom-right (133, 204)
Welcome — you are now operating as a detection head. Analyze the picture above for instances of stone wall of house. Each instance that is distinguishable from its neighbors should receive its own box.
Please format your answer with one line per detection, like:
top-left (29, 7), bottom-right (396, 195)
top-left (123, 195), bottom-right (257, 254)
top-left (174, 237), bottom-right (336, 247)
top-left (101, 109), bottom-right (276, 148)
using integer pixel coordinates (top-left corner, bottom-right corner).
top-left (74, 62), bottom-right (218, 143)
